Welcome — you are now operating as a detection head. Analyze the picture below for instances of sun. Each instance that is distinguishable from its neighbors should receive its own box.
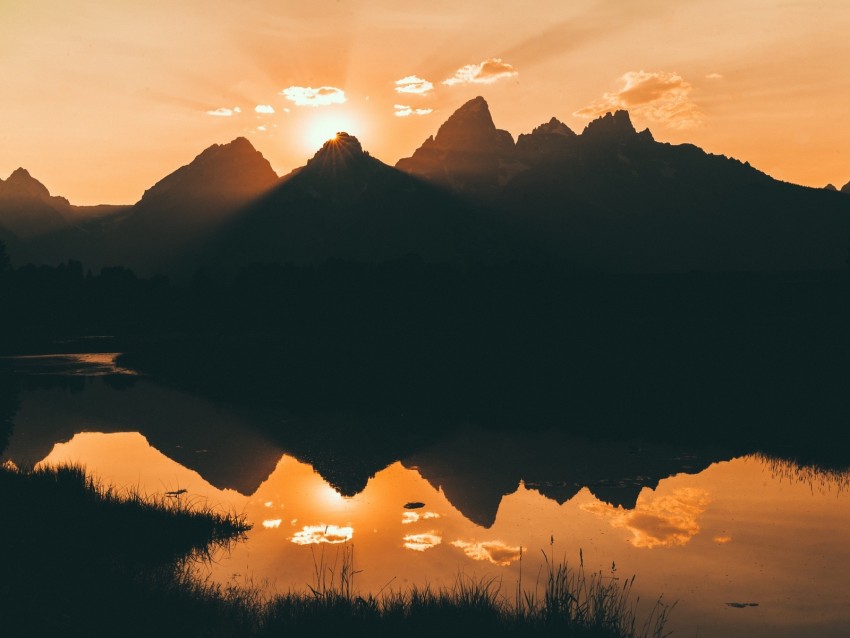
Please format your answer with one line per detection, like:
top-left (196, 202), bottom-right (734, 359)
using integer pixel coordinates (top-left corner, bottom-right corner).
top-left (303, 111), bottom-right (361, 152)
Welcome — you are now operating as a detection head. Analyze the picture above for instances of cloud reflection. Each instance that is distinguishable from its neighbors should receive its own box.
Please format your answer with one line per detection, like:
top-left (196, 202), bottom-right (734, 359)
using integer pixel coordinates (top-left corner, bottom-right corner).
top-left (581, 488), bottom-right (711, 548)
top-left (291, 524), bottom-right (354, 545)
top-left (401, 511), bottom-right (440, 525)
top-left (403, 532), bottom-right (442, 551)
top-left (451, 540), bottom-right (522, 566)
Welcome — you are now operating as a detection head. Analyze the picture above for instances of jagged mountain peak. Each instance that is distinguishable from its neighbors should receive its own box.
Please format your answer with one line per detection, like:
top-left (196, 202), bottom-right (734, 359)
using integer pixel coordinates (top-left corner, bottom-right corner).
top-left (298, 132), bottom-right (384, 183)
top-left (1, 167), bottom-right (52, 200)
top-left (138, 137), bottom-right (278, 206)
top-left (192, 136), bottom-right (264, 164)
top-left (824, 183), bottom-right (838, 191)
top-left (841, 180), bottom-right (850, 194)
top-left (581, 109), bottom-right (639, 142)
top-left (530, 117), bottom-right (577, 138)
top-left (432, 96), bottom-right (509, 147)
top-left (396, 96), bottom-right (515, 194)
top-left (307, 132), bottom-right (366, 164)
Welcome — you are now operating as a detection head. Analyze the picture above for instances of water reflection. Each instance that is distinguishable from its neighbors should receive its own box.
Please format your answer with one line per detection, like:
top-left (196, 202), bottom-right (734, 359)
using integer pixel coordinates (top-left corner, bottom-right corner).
top-left (0, 352), bottom-right (138, 377)
top-left (27, 430), bottom-right (850, 638)
top-left (5, 359), bottom-right (850, 637)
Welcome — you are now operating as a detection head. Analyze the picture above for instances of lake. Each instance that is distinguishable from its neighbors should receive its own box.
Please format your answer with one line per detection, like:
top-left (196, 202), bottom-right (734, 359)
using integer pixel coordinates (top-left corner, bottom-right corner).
top-left (2, 352), bottom-right (848, 637)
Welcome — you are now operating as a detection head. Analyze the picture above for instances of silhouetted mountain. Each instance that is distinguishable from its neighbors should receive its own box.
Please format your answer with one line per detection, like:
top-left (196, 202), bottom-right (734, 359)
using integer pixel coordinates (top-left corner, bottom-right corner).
top-left (398, 99), bottom-right (850, 271)
top-left (515, 117), bottom-right (578, 167)
top-left (0, 169), bottom-right (72, 244)
top-left (29, 138), bottom-right (279, 278)
top-left (824, 184), bottom-right (838, 191)
top-left (505, 110), bottom-right (850, 270)
top-left (214, 133), bottom-right (494, 269)
top-left (135, 137), bottom-right (278, 214)
top-left (842, 180), bottom-right (850, 194)
top-left (396, 96), bottom-right (519, 197)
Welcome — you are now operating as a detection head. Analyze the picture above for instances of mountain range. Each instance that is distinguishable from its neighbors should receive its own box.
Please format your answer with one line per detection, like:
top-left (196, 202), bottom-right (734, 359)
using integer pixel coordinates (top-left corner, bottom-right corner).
top-left (3, 97), bottom-right (850, 276)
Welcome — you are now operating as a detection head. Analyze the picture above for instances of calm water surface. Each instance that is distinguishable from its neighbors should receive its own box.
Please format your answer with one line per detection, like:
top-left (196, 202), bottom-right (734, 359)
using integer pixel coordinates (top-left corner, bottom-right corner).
top-left (3, 353), bottom-right (849, 638)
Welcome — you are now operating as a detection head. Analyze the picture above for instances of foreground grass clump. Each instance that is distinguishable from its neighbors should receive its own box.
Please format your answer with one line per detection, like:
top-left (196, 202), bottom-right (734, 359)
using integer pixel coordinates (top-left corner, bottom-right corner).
top-left (0, 462), bottom-right (250, 637)
top-left (184, 544), bottom-right (673, 638)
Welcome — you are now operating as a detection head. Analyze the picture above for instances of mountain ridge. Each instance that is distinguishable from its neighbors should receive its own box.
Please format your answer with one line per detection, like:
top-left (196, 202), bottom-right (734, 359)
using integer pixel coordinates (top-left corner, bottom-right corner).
top-left (5, 98), bottom-right (850, 275)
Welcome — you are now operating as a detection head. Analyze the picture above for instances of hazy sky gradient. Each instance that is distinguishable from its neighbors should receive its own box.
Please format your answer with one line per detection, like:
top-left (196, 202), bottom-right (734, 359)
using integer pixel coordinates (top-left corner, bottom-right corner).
top-left (2, 0), bottom-right (848, 203)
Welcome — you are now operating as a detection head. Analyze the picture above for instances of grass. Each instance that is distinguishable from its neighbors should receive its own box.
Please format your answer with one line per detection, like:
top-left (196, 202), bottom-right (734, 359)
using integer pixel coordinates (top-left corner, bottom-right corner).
top-left (179, 540), bottom-right (673, 638)
top-left (0, 462), bottom-right (672, 638)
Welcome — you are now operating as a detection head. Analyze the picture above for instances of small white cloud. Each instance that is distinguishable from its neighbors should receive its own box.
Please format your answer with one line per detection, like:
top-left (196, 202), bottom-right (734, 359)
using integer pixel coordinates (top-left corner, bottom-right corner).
top-left (443, 58), bottom-right (518, 86)
top-left (706, 73), bottom-right (724, 80)
top-left (395, 75), bottom-right (434, 95)
top-left (262, 519), bottom-right (282, 529)
top-left (206, 107), bottom-right (235, 117)
top-left (233, 107), bottom-right (242, 113)
top-left (283, 107), bottom-right (291, 113)
top-left (394, 104), bottom-right (434, 117)
top-left (281, 86), bottom-right (346, 107)
top-left (257, 125), bottom-right (267, 132)
top-left (255, 104), bottom-right (275, 114)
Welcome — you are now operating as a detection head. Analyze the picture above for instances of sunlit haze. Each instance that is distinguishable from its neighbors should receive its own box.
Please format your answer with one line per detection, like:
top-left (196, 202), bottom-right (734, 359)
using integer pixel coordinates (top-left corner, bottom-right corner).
top-left (2, 0), bottom-right (849, 204)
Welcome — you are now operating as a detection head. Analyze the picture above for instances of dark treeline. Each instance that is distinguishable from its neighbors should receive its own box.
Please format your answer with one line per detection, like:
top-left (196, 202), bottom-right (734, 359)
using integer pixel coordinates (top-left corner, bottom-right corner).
top-left (2, 240), bottom-right (849, 467)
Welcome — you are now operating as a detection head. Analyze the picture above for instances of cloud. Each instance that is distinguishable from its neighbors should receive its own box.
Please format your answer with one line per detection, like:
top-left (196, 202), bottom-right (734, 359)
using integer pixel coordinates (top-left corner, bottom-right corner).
top-left (451, 540), bottom-right (522, 566)
top-left (574, 70), bottom-right (702, 129)
top-left (581, 488), bottom-right (710, 549)
top-left (262, 519), bottom-right (282, 529)
top-left (395, 75), bottom-right (434, 95)
top-left (394, 104), bottom-right (434, 117)
top-left (281, 86), bottom-right (346, 107)
top-left (206, 107), bottom-right (236, 117)
top-left (706, 73), bottom-right (724, 80)
top-left (255, 104), bottom-right (275, 114)
top-left (443, 58), bottom-right (518, 86)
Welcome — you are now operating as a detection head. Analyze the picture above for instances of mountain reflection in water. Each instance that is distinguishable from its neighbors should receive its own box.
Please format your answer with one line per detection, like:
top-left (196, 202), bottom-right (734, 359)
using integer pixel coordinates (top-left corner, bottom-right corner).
top-left (31, 431), bottom-right (850, 638)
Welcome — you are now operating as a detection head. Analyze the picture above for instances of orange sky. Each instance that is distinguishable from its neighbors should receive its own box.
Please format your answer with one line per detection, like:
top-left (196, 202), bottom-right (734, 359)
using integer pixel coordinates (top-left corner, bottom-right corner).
top-left (2, 0), bottom-right (849, 204)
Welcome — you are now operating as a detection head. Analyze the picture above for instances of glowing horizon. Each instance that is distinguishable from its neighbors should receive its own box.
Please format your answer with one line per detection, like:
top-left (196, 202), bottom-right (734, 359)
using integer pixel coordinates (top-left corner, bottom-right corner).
top-left (2, 0), bottom-right (849, 204)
